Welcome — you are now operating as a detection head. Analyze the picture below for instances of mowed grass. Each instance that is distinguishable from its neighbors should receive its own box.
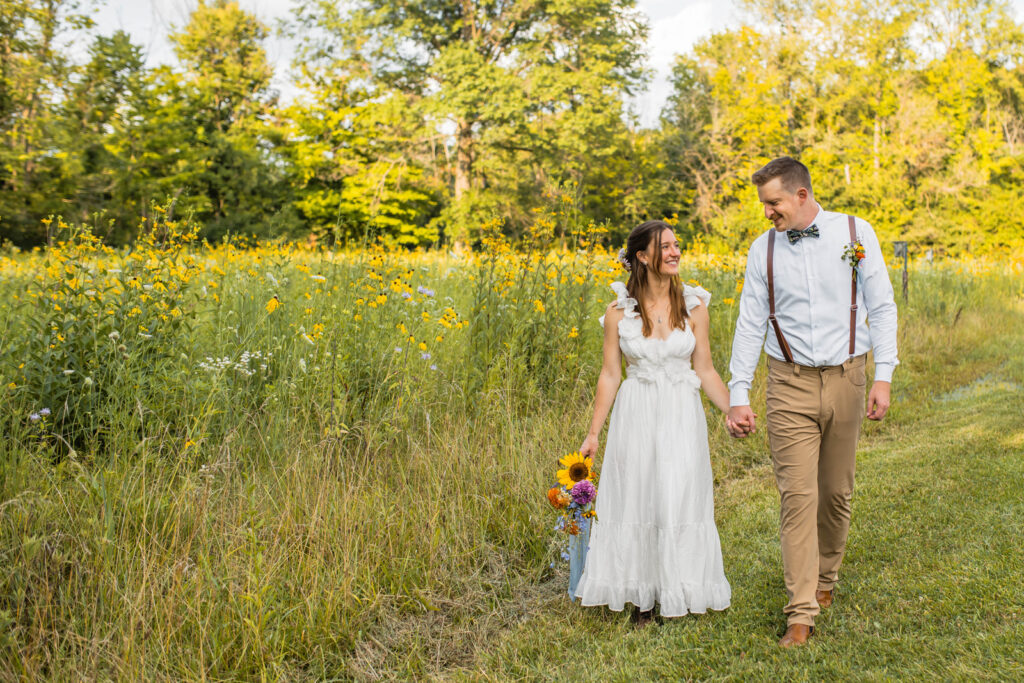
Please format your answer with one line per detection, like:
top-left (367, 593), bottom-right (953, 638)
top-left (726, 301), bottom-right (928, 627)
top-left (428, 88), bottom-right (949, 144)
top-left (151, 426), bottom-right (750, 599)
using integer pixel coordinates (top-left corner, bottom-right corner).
top-left (452, 289), bottom-right (1024, 680)
top-left (1, 240), bottom-right (1021, 680)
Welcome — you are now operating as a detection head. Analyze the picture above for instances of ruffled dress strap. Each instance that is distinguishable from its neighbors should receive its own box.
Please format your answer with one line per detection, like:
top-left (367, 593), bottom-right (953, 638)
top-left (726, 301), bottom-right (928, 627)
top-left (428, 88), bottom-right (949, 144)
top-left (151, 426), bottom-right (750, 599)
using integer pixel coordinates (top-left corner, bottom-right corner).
top-left (599, 281), bottom-right (639, 327)
top-left (683, 283), bottom-right (711, 312)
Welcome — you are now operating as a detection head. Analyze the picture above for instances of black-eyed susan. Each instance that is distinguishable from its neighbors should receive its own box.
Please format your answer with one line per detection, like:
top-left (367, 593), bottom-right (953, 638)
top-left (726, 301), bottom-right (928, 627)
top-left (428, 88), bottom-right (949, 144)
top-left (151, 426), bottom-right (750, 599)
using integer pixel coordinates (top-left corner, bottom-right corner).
top-left (557, 452), bottom-right (594, 488)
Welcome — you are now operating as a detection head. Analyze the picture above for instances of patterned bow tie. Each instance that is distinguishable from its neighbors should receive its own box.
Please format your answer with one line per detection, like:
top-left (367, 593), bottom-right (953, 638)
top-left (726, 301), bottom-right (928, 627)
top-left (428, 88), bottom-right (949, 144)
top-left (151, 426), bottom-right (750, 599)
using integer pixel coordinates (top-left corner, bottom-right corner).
top-left (786, 225), bottom-right (819, 244)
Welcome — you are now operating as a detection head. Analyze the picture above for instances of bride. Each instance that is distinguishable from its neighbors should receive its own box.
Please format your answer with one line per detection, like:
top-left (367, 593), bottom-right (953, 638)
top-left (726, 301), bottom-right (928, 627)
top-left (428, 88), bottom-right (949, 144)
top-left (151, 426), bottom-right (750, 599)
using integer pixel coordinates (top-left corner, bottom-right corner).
top-left (574, 220), bottom-right (733, 626)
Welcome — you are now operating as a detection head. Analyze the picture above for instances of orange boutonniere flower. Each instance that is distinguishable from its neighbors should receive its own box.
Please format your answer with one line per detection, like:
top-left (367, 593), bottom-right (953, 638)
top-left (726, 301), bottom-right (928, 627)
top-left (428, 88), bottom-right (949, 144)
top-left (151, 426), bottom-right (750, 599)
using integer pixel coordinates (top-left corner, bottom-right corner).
top-left (843, 240), bottom-right (866, 272)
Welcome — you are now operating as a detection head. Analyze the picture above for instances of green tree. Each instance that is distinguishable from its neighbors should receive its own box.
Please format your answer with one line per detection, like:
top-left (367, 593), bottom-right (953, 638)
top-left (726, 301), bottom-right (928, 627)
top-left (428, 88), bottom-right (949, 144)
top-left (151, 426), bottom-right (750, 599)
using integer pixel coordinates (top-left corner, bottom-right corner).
top-left (291, 0), bottom-right (647, 244)
top-left (660, 0), bottom-right (1024, 254)
top-left (59, 30), bottom-right (147, 239)
top-left (283, 51), bottom-right (443, 245)
top-left (0, 0), bottom-right (91, 244)
top-left (162, 0), bottom-right (298, 240)
top-left (659, 27), bottom-right (796, 249)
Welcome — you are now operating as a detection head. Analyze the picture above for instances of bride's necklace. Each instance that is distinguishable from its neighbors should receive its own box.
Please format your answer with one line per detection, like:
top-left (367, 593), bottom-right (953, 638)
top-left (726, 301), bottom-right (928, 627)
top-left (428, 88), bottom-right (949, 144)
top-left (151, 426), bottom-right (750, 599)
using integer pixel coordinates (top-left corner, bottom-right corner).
top-left (648, 301), bottom-right (669, 324)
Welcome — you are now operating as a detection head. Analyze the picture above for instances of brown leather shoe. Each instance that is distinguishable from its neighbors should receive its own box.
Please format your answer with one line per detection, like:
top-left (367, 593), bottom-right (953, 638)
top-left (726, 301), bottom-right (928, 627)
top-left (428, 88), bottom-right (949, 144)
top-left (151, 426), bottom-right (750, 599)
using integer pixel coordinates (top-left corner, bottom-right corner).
top-left (816, 589), bottom-right (833, 608)
top-left (778, 624), bottom-right (814, 648)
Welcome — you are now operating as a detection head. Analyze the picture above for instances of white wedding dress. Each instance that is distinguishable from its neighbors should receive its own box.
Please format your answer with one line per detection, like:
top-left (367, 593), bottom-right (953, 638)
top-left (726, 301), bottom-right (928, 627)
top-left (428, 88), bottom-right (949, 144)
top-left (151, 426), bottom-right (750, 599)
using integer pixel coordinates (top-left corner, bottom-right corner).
top-left (574, 282), bottom-right (731, 616)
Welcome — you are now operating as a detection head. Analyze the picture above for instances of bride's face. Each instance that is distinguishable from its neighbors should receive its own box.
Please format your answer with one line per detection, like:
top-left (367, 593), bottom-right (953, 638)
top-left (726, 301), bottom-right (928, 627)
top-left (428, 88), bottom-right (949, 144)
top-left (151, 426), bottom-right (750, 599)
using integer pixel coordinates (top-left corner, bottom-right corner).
top-left (643, 228), bottom-right (681, 277)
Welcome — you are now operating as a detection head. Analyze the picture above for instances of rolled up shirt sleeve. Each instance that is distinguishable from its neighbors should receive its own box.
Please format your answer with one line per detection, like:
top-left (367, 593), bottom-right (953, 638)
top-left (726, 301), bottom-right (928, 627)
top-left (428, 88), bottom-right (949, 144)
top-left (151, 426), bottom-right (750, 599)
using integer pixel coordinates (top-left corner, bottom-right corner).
top-left (728, 239), bottom-right (769, 406)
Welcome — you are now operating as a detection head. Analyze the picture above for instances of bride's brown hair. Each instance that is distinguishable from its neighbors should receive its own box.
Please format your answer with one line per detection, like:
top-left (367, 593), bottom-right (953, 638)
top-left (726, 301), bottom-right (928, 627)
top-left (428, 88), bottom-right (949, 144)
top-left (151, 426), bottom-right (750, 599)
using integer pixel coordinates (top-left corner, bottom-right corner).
top-left (621, 220), bottom-right (689, 338)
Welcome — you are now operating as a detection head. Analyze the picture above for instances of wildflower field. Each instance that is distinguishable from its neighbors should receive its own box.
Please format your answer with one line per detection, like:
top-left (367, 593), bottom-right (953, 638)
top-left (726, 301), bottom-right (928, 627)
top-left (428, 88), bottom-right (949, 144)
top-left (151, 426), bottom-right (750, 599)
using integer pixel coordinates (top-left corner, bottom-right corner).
top-left (1, 219), bottom-right (1022, 679)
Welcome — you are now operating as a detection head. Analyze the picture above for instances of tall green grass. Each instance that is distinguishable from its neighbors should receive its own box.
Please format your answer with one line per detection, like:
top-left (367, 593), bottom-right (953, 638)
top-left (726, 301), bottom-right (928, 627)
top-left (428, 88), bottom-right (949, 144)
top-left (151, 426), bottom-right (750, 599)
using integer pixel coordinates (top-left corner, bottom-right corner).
top-left (0, 229), bottom-right (1021, 679)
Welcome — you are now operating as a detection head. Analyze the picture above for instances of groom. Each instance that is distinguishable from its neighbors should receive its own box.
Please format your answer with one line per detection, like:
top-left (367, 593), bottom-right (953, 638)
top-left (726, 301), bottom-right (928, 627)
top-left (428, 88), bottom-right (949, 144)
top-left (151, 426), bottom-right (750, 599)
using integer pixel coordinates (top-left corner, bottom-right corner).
top-left (725, 157), bottom-right (899, 647)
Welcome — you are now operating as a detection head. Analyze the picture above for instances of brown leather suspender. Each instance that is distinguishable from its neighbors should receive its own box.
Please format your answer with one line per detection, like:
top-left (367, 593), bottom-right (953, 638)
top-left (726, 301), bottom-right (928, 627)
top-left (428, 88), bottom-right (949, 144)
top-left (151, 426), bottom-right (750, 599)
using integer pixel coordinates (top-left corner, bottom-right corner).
top-left (766, 216), bottom-right (859, 365)
top-left (847, 215), bottom-right (858, 358)
top-left (766, 229), bottom-right (795, 363)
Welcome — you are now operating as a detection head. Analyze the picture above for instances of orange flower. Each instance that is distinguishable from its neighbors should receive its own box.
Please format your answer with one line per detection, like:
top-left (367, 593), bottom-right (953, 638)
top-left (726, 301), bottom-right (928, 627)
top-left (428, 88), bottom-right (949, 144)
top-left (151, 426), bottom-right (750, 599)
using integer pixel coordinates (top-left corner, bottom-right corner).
top-left (547, 487), bottom-right (570, 509)
top-left (566, 521), bottom-right (580, 535)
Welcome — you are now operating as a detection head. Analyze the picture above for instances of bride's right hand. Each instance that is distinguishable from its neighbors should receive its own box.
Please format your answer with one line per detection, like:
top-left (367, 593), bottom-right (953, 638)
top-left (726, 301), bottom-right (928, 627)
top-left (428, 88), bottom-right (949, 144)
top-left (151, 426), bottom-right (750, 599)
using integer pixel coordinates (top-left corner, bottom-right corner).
top-left (579, 434), bottom-right (598, 458)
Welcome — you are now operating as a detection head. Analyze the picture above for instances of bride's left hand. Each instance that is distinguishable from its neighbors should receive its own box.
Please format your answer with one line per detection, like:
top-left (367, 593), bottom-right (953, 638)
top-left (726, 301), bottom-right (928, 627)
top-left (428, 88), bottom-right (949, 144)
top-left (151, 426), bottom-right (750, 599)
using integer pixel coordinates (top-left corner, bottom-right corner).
top-left (579, 434), bottom-right (599, 458)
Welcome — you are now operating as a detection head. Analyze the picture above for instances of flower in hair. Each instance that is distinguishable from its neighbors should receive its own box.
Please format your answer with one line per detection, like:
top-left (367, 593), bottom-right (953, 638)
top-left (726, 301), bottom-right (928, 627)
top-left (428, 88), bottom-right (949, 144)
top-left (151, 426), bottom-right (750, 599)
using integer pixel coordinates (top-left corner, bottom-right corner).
top-left (617, 248), bottom-right (631, 272)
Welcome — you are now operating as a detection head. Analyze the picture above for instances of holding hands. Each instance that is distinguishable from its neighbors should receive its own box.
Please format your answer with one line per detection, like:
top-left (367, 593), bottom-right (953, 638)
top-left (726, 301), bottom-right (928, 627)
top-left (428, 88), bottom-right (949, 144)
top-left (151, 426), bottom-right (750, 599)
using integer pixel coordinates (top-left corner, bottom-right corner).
top-left (726, 405), bottom-right (757, 438)
top-left (724, 381), bottom-right (890, 437)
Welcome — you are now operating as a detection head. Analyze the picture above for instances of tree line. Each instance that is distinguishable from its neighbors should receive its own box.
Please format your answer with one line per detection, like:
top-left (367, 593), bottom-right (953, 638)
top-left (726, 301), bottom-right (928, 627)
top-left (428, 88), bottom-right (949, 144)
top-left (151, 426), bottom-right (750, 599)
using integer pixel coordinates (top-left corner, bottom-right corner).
top-left (3, 0), bottom-right (1023, 254)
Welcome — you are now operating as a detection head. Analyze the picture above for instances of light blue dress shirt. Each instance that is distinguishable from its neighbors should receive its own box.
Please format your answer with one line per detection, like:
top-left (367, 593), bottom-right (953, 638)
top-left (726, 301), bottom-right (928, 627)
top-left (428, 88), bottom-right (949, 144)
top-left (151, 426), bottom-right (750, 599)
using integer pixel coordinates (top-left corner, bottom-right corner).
top-left (728, 206), bottom-right (899, 407)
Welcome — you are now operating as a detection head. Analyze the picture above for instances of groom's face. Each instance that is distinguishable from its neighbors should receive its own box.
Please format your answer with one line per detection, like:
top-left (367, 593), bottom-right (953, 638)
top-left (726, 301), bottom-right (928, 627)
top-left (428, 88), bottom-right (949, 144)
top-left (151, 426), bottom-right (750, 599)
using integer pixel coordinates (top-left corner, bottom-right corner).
top-left (757, 177), bottom-right (810, 231)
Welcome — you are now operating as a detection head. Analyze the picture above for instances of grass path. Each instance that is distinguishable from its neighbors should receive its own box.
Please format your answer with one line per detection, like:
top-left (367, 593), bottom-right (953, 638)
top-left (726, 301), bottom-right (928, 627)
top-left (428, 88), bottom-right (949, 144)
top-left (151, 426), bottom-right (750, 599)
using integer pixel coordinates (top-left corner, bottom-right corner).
top-left (449, 345), bottom-right (1024, 679)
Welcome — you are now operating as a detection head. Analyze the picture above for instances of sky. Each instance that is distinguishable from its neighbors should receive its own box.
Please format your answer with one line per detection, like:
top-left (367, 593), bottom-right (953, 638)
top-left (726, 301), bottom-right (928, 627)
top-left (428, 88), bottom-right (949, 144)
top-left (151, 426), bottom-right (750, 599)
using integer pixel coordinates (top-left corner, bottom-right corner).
top-left (89, 0), bottom-right (737, 127)
top-left (88, 0), bottom-right (1024, 128)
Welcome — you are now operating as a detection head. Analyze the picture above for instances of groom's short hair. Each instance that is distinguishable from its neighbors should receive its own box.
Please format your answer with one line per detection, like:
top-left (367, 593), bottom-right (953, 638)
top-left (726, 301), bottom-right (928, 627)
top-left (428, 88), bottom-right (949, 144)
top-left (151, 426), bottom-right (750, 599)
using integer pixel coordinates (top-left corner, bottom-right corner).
top-left (752, 157), bottom-right (813, 195)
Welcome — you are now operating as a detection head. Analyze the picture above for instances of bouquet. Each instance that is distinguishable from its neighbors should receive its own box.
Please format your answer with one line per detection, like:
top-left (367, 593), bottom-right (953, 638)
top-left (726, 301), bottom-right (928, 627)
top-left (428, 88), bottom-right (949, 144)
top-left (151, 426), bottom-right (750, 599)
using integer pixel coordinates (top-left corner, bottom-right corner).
top-left (546, 452), bottom-right (598, 597)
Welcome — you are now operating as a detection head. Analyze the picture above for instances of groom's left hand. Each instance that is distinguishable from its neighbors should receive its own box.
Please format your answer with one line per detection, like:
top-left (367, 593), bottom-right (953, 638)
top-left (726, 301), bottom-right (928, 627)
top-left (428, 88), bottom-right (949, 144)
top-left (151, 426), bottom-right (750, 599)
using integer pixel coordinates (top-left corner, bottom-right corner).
top-left (867, 381), bottom-right (891, 420)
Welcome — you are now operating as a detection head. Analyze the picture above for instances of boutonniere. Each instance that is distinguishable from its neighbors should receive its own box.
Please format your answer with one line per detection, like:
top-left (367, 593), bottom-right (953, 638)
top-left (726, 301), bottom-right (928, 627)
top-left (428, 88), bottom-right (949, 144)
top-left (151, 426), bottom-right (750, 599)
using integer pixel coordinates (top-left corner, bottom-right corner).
top-left (842, 240), bottom-right (866, 272)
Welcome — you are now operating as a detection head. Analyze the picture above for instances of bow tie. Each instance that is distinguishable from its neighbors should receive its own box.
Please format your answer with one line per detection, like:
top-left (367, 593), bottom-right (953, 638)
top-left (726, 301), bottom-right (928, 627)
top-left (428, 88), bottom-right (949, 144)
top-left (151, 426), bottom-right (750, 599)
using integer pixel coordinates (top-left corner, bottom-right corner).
top-left (786, 225), bottom-right (819, 244)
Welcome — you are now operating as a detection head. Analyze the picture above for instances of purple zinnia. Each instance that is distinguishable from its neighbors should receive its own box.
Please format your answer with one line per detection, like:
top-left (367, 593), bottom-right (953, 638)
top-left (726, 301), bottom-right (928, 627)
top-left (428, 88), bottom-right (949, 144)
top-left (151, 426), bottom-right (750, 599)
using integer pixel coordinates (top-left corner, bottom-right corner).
top-left (570, 479), bottom-right (596, 506)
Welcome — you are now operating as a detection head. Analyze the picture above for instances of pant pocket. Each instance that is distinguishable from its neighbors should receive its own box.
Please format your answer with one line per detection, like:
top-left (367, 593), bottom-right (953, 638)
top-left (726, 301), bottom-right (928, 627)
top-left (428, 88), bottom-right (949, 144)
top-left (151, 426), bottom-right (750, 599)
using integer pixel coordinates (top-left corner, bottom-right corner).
top-left (846, 364), bottom-right (866, 387)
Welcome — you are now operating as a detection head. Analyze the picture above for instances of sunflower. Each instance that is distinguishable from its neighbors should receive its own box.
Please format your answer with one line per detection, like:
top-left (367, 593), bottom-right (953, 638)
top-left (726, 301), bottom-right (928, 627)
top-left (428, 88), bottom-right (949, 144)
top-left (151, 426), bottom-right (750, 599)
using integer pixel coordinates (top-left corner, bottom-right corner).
top-left (557, 452), bottom-right (594, 488)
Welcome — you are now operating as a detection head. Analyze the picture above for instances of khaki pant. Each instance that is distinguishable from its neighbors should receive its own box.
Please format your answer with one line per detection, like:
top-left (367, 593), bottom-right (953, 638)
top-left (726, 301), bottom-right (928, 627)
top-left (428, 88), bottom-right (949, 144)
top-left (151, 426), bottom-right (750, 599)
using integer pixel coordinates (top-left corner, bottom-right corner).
top-left (766, 354), bottom-right (867, 627)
